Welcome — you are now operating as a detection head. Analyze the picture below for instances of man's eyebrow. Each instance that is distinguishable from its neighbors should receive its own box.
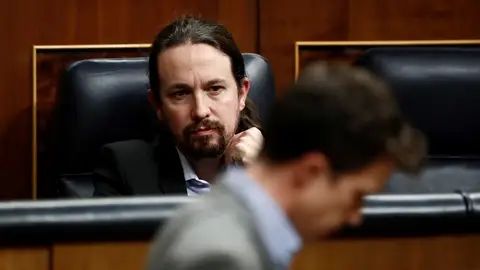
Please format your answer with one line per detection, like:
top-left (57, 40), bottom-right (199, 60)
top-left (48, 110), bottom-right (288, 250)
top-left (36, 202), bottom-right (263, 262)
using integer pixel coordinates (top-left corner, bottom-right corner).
top-left (204, 79), bottom-right (227, 87)
top-left (165, 83), bottom-right (192, 92)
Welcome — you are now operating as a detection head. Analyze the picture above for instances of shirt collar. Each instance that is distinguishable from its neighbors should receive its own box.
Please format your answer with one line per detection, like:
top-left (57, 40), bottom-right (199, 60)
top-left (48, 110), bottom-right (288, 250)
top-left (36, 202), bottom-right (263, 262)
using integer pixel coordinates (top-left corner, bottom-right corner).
top-left (176, 148), bottom-right (200, 182)
top-left (222, 167), bottom-right (302, 269)
top-left (176, 149), bottom-right (212, 196)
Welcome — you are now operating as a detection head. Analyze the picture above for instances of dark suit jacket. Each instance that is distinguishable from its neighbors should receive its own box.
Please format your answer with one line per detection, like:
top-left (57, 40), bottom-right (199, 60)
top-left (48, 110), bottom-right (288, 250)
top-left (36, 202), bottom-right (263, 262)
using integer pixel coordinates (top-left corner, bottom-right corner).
top-left (93, 136), bottom-right (188, 196)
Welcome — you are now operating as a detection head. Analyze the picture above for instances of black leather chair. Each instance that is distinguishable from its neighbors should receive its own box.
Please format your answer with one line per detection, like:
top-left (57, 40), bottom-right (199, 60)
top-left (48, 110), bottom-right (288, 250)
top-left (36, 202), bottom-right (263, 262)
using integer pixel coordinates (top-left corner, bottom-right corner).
top-left (356, 47), bottom-right (480, 193)
top-left (52, 54), bottom-right (275, 198)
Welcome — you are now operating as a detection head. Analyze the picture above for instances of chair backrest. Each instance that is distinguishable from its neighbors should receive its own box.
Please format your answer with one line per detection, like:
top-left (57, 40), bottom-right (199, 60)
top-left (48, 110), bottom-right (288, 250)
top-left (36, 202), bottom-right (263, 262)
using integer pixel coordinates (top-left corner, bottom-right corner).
top-left (50, 53), bottom-right (275, 197)
top-left (356, 47), bottom-right (480, 193)
top-left (356, 47), bottom-right (480, 159)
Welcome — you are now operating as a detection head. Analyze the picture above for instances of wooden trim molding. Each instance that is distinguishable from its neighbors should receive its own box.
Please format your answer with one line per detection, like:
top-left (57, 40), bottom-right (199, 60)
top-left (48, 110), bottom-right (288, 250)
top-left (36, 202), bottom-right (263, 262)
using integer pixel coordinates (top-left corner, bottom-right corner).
top-left (294, 40), bottom-right (480, 79)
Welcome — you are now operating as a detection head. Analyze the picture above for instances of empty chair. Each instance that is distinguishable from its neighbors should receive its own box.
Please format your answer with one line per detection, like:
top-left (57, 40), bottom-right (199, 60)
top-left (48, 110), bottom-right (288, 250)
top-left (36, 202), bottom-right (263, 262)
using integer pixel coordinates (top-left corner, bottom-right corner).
top-left (356, 47), bottom-right (480, 193)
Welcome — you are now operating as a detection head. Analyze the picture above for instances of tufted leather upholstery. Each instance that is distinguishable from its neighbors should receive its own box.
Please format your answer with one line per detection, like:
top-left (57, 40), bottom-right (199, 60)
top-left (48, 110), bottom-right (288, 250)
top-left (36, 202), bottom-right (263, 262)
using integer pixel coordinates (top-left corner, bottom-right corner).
top-left (52, 54), bottom-right (275, 198)
top-left (356, 47), bottom-right (480, 193)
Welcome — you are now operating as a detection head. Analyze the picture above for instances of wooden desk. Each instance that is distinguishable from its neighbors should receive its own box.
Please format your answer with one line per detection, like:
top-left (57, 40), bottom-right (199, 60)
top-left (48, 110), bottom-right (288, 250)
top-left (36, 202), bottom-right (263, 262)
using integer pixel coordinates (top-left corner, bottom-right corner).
top-left (0, 247), bottom-right (49, 270)
top-left (2, 234), bottom-right (480, 270)
top-left (292, 234), bottom-right (480, 270)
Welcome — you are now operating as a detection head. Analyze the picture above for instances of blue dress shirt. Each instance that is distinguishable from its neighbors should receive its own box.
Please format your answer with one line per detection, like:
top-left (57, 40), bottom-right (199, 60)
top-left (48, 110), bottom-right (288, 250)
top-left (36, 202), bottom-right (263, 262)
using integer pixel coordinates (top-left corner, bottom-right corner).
top-left (222, 167), bottom-right (302, 270)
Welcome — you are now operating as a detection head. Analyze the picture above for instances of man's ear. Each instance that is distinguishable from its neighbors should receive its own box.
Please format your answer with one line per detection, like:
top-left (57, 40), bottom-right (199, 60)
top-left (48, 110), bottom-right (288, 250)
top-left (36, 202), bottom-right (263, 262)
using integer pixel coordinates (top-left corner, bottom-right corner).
top-left (291, 152), bottom-right (329, 189)
top-left (147, 89), bottom-right (163, 121)
top-left (238, 77), bottom-right (250, 111)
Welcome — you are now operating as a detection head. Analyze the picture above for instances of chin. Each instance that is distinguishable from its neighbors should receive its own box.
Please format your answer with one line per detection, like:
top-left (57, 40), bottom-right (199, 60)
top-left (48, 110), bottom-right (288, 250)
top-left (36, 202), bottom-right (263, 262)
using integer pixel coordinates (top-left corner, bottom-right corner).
top-left (191, 144), bottom-right (224, 158)
top-left (193, 139), bottom-right (220, 150)
top-left (182, 134), bottom-right (226, 159)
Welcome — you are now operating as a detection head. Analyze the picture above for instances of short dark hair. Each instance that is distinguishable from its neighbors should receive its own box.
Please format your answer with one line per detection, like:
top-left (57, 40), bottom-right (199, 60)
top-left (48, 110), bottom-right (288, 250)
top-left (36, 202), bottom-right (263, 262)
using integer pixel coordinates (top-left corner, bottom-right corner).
top-left (261, 63), bottom-right (426, 173)
top-left (148, 16), bottom-right (259, 131)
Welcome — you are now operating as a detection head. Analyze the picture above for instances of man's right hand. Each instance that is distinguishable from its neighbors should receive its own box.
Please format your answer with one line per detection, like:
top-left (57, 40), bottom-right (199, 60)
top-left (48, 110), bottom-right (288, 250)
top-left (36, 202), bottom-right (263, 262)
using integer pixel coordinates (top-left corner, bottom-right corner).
top-left (224, 127), bottom-right (263, 166)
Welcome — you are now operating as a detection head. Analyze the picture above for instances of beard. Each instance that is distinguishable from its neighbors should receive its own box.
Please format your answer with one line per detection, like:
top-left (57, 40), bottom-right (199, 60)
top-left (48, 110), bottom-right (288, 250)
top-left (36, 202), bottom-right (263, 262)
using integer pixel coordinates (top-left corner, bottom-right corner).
top-left (177, 118), bottom-right (230, 160)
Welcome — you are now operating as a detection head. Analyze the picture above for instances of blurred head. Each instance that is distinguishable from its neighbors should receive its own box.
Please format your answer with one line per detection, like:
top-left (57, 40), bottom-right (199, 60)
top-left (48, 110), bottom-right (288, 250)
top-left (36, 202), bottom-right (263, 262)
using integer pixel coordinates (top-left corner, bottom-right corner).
top-left (260, 63), bottom-right (426, 241)
top-left (148, 16), bottom-right (259, 160)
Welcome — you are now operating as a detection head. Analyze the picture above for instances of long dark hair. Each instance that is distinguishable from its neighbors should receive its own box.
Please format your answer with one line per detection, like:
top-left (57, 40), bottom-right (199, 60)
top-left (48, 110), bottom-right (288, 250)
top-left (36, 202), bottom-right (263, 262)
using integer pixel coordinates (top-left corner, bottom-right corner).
top-left (148, 16), bottom-right (260, 132)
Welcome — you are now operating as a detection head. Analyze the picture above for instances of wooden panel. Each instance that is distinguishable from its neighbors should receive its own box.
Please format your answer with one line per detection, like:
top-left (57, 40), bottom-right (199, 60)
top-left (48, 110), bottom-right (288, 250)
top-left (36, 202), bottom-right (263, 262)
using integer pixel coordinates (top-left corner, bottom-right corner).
top-left (53, 241), bottom-right (149, 270)
top-left (48, 235), bottom-right (480, 269)
top-left (259, 0), bottom-right (349, 94)
top-left (348, 0), bottom-right (480, 40)
top-left (0, 0), bottom-right (257, 199)
top-left (218, 0), bottom-right (258, 52)
top-left (295, 40), bottom-right (480, 79)
top-left (259, 0), bottom-right (480, 93)
top-left (0, 247), bottom-right (49, 270)
top-left (291, 234), bottom-right (480, 270)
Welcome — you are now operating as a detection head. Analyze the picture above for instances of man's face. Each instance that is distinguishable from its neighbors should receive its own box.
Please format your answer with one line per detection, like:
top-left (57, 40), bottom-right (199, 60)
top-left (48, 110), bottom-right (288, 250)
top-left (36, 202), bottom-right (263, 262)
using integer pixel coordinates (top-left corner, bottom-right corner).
top-left (153, 43), bottom-right (249, 159)
top-left (291, 158), bottom-right (394, 241)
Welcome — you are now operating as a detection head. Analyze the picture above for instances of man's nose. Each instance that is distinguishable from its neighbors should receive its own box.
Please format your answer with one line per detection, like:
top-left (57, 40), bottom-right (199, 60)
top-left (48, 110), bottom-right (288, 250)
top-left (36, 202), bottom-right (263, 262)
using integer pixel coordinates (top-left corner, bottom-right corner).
top-left (192, 92), bottom-right (210, 120)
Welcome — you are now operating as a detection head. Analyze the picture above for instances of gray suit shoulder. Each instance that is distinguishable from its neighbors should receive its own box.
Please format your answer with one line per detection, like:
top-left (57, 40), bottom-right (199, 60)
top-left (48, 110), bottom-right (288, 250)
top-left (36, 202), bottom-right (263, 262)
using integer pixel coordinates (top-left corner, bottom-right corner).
top-left (148, 196), bottom-right (266, 270)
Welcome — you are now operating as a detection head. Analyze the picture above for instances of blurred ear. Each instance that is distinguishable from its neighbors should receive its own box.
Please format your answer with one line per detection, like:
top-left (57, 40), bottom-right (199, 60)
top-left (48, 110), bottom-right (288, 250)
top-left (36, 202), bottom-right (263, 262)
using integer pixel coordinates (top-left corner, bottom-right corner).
top-left (291, 152), bottom-right (330, 189)
top-left (238, 77), bottom-right (250, 111)
top-left (147, 89), bottom-right (163, 121)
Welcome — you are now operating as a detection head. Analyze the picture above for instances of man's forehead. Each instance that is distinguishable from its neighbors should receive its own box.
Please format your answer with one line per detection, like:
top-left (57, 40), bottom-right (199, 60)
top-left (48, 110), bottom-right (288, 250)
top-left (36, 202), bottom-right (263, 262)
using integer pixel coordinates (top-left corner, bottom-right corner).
top-left (158, 43), bottom-right (231, 69)
top-left (160, 73), bottom-right (230, 89)
top-left (157, 43), bottom-right (234, 84)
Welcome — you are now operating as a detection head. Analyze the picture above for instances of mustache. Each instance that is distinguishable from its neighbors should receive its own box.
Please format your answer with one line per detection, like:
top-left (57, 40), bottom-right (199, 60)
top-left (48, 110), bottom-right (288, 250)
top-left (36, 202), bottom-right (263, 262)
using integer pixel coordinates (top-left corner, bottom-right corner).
top-left (184, 119), bottom-right (224, 135)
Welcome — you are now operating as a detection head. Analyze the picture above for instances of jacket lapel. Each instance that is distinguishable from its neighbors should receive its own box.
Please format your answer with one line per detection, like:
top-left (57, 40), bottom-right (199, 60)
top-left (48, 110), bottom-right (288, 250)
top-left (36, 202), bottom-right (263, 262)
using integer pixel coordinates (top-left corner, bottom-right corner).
top-left (153, 135), bottom-right (188, 195)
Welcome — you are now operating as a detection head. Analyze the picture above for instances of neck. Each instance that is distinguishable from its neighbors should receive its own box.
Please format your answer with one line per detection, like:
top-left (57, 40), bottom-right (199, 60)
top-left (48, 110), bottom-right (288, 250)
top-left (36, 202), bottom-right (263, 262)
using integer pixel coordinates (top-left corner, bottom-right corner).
top-left (247, 159), bottom-right (308, 241)
top-left (246, 159), bottom-right (292, 213)
top-left (190, 157), bottom-right (223, 183)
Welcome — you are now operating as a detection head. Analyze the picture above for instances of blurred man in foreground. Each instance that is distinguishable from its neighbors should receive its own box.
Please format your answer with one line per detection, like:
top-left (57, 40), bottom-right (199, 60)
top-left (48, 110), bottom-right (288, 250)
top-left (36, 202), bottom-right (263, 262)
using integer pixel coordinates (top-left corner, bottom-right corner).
top-left (147, 63), bottom-right (426, 270)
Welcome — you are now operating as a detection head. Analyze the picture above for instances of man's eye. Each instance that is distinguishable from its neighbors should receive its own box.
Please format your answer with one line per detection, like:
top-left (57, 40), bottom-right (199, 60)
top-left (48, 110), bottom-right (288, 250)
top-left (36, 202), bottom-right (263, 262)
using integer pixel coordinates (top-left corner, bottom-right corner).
top-left (171, 90), bottom-right (189, 99)
top-left (209, 85), bottom-right (224, 94)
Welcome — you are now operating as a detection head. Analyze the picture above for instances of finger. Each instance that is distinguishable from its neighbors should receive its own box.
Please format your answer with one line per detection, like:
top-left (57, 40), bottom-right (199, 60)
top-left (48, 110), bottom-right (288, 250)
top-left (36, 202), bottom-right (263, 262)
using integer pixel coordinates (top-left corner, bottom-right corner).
top-left (237, 131), bottom-right (263, 149)
top-left (243, 127), bottom-right (262, 140)
top-left (225, 128), bottom-right (263, 165)
top-left (233, 141), bottom-right (261, 162)
top-left (237, 134), bottom-right (263, 149)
